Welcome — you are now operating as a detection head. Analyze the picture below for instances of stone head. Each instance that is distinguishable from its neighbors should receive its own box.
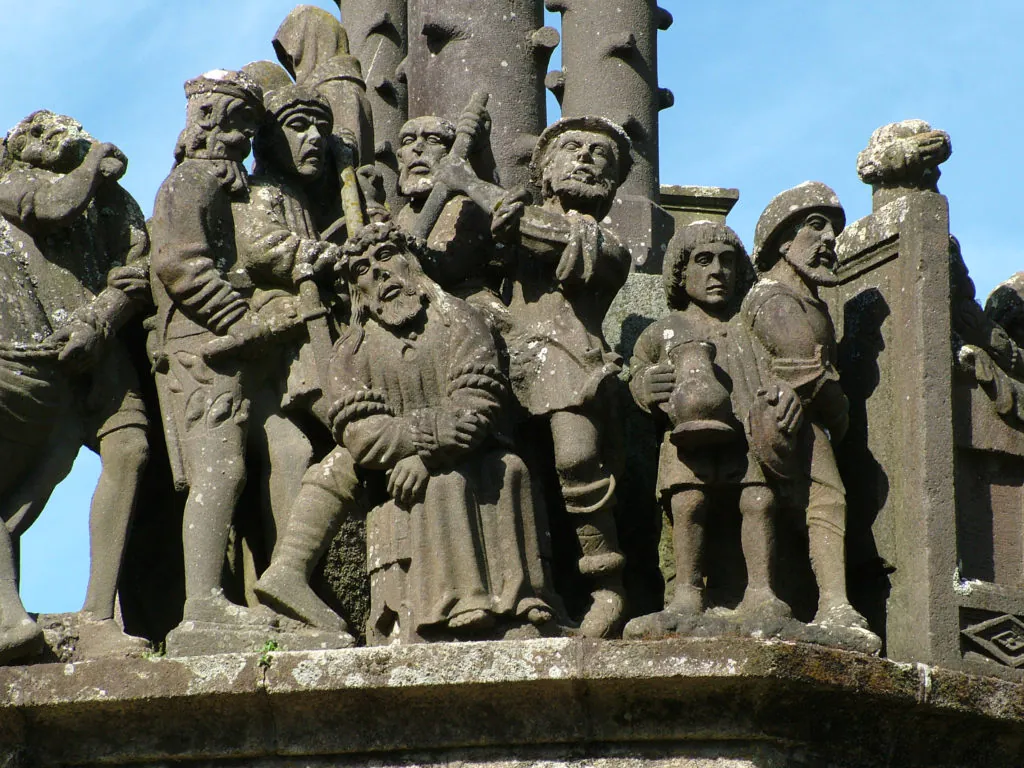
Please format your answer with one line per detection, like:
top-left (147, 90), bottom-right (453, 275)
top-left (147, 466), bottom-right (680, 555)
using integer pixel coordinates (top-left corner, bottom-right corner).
top-left (2, 111), bottom-right (92, 174)
top-left (341, 221), bottom-right (430, 330)
top-left (664, 220), bottom-right (752, 316)
top-left (175, 69), bottom-right (264, 165)
top-left (753, 182), bottom-right (845, 287)
top-left (532, 116), bottom-right (631, 216)
top-left (397, 116), bottom-right (456, 199)
top-left (255, 85), bottom-right (333, 180)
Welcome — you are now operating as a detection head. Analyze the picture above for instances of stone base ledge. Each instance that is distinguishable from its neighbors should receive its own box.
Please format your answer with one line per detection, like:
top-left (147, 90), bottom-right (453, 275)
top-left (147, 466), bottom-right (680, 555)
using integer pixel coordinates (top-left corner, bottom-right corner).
top-left (1, 637), bottom-right (1022, 767)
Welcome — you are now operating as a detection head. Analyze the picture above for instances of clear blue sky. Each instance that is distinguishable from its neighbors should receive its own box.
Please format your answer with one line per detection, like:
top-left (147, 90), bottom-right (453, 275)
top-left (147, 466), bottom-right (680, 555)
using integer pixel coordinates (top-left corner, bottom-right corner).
top-left (2, 1), bottom-right (1018, 613)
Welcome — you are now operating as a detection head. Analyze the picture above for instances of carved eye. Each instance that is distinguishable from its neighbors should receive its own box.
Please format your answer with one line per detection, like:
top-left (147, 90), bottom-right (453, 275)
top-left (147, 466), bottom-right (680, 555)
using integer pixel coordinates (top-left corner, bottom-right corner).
top-left (426, 134), bottom-right (444, 145)
top-left (694, 252), bottom-right (713, 266)
top-left (806, 214), bottom-right (828, 231)
top-left (377, 248), bottom-right (394, 262)
top-left (400, 134), bottom-right (415, 146)
top-left (352, 261), bottom-right (370, 277)
top-left (30, 125), bottom-right (43, 138)
top-left (562, 141), bottom-right (581, 152)
top-left (592, 145), bottom-right (609, 159)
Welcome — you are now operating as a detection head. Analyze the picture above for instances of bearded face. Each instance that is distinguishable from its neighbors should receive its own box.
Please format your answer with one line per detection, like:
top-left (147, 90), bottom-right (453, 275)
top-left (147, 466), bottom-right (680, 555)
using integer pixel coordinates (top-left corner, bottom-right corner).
top-left (348, 240), bottom-right (427, 330)
top-left (540, 129), bottom-right (619, 210)
top-left (779, 212), bottom-right (841, 288)
top-left (17, 114), bottom-right (90, 172)
top-left (397, 117), bottom-right (454, 199)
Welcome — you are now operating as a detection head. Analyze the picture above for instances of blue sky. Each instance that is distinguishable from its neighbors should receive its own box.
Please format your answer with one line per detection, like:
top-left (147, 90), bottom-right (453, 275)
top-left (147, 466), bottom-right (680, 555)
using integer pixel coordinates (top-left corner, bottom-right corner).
top-left (2, 1), bottom-right (1019, 613)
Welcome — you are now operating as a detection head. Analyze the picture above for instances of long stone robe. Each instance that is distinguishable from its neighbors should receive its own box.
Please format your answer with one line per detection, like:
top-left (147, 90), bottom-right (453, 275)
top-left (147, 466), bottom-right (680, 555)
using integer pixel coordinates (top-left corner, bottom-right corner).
top-left (330, 296), bottom-right (550, 635)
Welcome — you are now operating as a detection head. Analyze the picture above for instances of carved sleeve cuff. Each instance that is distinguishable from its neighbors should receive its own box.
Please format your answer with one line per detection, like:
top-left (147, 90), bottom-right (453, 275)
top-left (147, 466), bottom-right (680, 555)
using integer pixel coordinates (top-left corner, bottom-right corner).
top-left (410, 409), bottom-right (441, 459)
top-left (329, 389), bottom-right (392, 442)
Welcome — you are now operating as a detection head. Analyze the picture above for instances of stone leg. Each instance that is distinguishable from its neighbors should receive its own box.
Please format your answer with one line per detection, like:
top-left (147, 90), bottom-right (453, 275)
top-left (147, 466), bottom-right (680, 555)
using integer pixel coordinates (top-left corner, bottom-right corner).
top-left (82, 425), bottom-right (149, 620)
top-left (550, 409), bottom-right (625, 639)
top-left (667, 488), bottom-right (708, 615)
top-left (735, 484), bottom-right (791, 624)
top-left (0, 523), bottom-right (42, 664)
top-left (255, 447), bottom-right (358, 638)
top-left (250, 387), bottom-right (314, 559)
top-left (179, 401), bottom-right (266, 627)
top-left (77, 424), bottom-right (152, 656)
top-left (806, 483), bottom-right (861, 626)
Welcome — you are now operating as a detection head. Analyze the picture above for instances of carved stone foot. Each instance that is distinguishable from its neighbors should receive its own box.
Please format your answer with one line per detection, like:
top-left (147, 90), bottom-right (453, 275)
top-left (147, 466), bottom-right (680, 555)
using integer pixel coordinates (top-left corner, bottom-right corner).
top-left (75, 615), bottom-right (151, 659)
top-left (182, 590), bottom-right (278, 628)
top-left (800, 602), bottom-right (882, 655)
top-left (623, 608), bottom-right (697, 640)
top-left (0, 619), bottom-right (44, 665)
top-left (579, 588), bottom-right (625, 638)
top-left (733, 589), bottom-right (793, 637)
top-left (255, 564), bottom-right (352, 636)
top-left (449, 608), bottom-right (496, 632)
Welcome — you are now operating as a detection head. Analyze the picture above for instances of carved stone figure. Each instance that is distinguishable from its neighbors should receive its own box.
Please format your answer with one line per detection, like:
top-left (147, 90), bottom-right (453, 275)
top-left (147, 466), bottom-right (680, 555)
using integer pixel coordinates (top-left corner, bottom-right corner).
top-left (330, 222), bottom-right (554, 643)
top-left (273, 5), bottom-right (373, 169)
top-left (150, 70), bottom-right (298, 636)
top-left (743, 182), bottom-right (880, 652)
top-left (273, 5), bottom-right (375, 238)
top-left (0, 110), bottom-right (152, 661)
top-left (232, 69), bottom-right (363, 641)
top-left (624, 221), bottom-right (794, 639)
top-left (394, 108), bottom-right (512, 335)
top-left (437, 116), bottom-right (632, 637)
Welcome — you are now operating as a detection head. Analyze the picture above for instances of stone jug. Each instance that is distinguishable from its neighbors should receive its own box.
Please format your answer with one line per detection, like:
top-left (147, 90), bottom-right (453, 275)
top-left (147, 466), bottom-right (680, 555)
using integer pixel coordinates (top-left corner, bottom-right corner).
top-left (664, 340), bottom-right (736, 448)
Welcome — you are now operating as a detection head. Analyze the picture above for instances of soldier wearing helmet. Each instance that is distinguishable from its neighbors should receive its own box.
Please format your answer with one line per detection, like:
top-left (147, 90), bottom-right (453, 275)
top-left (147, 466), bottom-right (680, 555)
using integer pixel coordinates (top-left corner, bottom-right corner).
top-left (742, 182), bottom-right (879, 649)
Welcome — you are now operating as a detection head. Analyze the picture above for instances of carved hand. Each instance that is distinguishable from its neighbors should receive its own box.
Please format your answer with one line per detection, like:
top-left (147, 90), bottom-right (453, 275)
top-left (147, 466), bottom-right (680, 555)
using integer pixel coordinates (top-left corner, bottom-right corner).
top-left (768, 382), bottom-right (804, 436)
top-left (388, 454), bottom-right (430, 508)
top-left (641, 362), bottom-right (676, 408)
top-left (55, 321), bottom-right (101, 371)
top-left (433, 158), bottom-right (479, 196)
top-left (91, 142), bottom-right (127, 181)
top-left (437, 409), bottom-right (487, 451)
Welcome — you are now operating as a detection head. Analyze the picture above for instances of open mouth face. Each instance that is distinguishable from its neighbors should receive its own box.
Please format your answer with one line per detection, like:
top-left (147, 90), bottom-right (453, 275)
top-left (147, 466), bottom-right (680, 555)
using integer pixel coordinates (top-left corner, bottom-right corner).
top-left (378, 279), bottom-right (404, 302)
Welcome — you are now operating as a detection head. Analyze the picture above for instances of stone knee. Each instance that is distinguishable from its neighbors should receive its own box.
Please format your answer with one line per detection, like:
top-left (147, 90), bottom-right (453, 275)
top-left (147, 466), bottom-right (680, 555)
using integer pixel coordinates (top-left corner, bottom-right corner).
top-left (99, 426), bottom-right (150, 476)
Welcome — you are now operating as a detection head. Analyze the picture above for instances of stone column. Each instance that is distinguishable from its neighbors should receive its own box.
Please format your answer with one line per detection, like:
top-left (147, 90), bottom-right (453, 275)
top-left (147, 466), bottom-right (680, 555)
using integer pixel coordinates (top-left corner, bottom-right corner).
top-left (546, 0), bottom-right (674, 271)
top-left (335, 0), bottom-right (408, 207)
top-left (404, 0), bottom-right (558, 191)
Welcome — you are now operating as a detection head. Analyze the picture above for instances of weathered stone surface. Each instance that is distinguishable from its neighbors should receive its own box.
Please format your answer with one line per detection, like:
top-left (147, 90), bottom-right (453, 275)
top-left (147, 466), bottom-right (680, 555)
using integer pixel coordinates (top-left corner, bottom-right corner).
top-left (1, 638), bottom-right (1023, 767)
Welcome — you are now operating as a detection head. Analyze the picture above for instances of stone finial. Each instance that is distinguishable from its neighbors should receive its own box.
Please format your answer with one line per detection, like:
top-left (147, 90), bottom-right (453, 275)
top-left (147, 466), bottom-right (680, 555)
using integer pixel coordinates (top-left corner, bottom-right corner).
top-left (857, 119), bottom-right (952, 210)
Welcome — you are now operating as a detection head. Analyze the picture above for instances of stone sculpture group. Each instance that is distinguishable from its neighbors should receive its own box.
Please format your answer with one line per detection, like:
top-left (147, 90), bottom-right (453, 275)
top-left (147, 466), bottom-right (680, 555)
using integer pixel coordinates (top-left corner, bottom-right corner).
top-left (1, 3), bottom-right (1021, 672)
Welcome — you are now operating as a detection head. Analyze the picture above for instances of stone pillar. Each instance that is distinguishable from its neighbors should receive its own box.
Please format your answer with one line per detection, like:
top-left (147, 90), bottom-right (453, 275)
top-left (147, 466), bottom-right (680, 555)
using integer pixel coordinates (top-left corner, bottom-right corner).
top-left (404, 0), bottom-right (557, 191)
top-left (334, 0), bottom-right (408, 207)
top-left (546, 0), bottom-right (674, 271)
top-left (832, 193), bottom-right (960, 670)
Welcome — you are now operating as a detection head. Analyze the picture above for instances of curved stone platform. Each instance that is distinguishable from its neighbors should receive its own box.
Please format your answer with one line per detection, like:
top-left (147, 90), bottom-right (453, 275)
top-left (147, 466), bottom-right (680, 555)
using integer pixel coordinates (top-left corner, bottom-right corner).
top-left (1, 637), bottom-right (1022, 767)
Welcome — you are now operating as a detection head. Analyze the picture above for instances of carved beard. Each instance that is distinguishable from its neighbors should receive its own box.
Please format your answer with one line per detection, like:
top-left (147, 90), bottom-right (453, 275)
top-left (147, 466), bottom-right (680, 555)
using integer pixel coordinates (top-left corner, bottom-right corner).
top-left (788, 247), bottom-right (842, 288)
top-left (370, 280), bottom-right (428, 330)
top-left (546, 171), bottom-right (615, 210)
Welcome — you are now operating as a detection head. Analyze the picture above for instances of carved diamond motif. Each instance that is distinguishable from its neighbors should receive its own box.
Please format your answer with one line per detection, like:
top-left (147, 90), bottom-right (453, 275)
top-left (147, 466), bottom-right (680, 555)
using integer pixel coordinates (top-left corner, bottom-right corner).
top-left (962, 614), bottom-right (1024, 667)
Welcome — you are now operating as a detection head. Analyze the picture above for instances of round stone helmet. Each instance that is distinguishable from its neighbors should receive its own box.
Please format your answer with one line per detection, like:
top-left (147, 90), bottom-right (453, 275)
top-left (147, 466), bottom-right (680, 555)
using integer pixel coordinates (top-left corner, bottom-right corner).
top-left (751, 181), bottom-right (845, 272)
